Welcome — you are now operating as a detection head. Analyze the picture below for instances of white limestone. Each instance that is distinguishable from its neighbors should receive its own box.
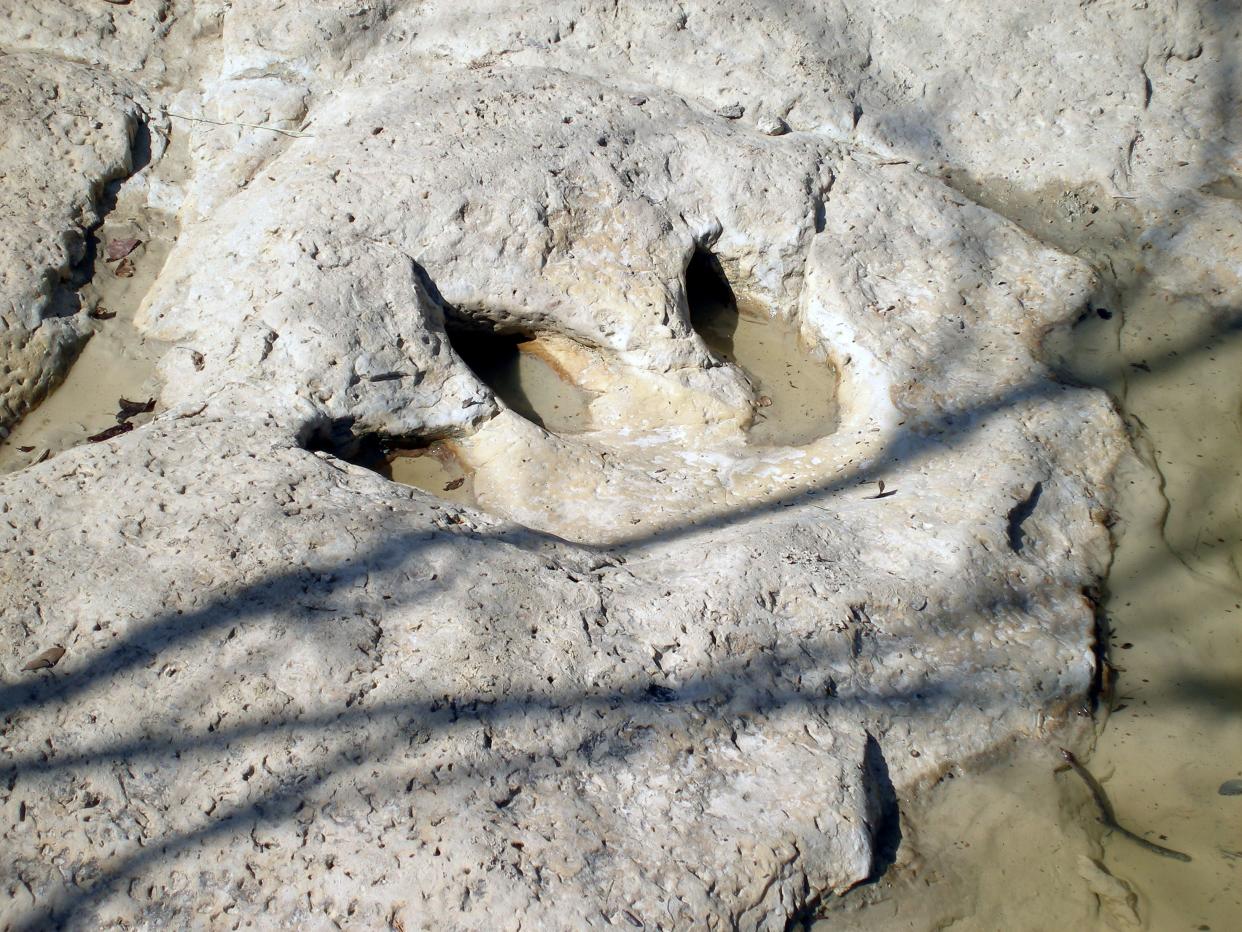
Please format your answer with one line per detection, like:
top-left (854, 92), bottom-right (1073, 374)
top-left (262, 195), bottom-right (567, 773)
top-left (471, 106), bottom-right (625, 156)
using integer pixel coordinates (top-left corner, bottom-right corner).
top-left (5, 1), bottom-right (1234, 928)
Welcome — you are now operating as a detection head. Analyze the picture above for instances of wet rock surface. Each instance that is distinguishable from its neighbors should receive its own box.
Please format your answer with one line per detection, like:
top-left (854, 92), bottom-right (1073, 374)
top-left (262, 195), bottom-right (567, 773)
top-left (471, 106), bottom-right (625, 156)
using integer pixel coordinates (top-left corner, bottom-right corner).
top-left (3, 2), bottom-right (1237, 929)
top-left (0, 52), bottom-right (150, 433)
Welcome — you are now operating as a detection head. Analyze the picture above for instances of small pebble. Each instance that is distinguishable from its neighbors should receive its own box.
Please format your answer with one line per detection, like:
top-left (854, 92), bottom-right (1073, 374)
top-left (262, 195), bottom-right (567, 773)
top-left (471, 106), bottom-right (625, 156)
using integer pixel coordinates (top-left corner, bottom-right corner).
top-left (716, 102), bottom-right (744, 120)
top-left (757, 116), bottom-right (789, 136)
top-left (1219, 779), bottom-right (1242, 796)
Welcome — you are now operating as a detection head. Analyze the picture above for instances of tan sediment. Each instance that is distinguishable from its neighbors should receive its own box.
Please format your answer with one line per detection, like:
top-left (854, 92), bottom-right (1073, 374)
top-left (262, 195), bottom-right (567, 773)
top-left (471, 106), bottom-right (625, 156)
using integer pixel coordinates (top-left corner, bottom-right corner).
top-left (818, 178), bottom-right (1242, 930)
top-left (696, 298), bottom-right (839, 447)
top-left (386, 442), bottom-right (474, 506)
top-left (0, 208), bottom-right (173, 475)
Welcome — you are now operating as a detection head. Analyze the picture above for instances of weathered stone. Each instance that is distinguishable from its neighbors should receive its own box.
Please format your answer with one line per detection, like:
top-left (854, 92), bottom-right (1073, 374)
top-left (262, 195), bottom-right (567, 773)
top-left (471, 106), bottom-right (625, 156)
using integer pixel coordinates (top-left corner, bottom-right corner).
top-left (757, 115), bottom-right (790, 137)
top-left (4, 1), bottom-right (1233, 928)
top-left (0, 53), bottom-right (148, 434)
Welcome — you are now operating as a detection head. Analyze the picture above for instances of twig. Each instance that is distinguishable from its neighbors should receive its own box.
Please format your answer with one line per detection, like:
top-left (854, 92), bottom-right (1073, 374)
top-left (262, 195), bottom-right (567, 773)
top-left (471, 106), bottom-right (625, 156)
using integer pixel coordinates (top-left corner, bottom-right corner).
top-left (1058, 748), bottom-right (1191, 862)
top-left (159, 109), bottom-right (313, 138)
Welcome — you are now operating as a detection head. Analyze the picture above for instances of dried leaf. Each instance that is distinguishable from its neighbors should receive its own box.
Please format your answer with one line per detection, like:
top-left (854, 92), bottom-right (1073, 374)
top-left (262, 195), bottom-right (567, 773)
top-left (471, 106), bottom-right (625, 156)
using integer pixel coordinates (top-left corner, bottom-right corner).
top-left (864, 480), bottom-right (898, 500)
top-left (443, 477), bottom-right (465, 491)
top-left (87, 422), bottom-right (134, 443)
top-left (116, 397), bottom-right (155, 421)
top-left (22, 646), bottom-right (65, 671)
top-left (105, 237), bottom-right (140, 261)
top-left (89, 306), bottom-right (116, 320)
top-left (114, 256), bottom-right (135, 278)
top-left (17, 445), bottom-right (34, 453)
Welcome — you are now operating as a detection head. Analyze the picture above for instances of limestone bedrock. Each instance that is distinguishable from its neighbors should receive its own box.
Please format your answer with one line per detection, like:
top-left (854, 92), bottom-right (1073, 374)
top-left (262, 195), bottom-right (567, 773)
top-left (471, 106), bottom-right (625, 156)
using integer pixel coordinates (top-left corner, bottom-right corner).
top-left (8, 0), bottom-right (1217, 928)
top-left (0, 53), bottom-right (152, 434)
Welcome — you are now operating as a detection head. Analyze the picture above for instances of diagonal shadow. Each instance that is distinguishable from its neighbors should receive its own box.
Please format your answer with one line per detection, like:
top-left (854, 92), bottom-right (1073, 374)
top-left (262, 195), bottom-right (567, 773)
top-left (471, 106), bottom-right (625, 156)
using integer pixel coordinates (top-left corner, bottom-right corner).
top-left (5, 5), bottom-right (1242, 928)
top-left (3, 595), bottom-right (1037, 929)
top-left (5, 157), bottom-right (1240, 932)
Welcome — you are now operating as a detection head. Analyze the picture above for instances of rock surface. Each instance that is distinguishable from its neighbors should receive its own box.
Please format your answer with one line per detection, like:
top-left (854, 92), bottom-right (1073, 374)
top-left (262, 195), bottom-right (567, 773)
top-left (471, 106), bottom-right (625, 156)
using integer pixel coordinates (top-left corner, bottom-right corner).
top-left (4, 1), bottom-right (1234, 928)
top-left (0, 52), bottom-right (148, 432)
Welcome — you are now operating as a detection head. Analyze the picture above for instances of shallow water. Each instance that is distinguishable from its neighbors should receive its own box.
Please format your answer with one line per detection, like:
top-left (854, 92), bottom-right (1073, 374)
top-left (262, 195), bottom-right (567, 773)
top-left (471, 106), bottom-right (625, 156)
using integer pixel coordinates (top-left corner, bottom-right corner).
top-left (694, 297), bottom-right (840, 446)
top-left (816, 177), bottom-right (1242, 930)
top-left (1055, 292), bottom-right (1242, 931)
top-left (451, 330), bottom-right (593, 434)
top-left (0, 205), bottom-right (172, 474)
top-left (384, 443), bottom-right (474, 506)
top-left (386, 304), bottom-right (841, 504)
top-left (379, 332), bottom-right (592, 503)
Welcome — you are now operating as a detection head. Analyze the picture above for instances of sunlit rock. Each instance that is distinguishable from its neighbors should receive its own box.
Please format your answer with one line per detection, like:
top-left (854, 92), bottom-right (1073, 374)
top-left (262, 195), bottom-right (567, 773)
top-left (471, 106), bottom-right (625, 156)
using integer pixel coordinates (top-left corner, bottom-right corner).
top-left (14, 2), bottom-right (1234, 928)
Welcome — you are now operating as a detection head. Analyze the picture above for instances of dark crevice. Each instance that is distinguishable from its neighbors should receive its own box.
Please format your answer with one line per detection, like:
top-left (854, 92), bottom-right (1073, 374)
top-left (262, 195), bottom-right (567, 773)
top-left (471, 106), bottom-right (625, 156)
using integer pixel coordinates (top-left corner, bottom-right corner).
top-left (303, 422), bottom-right (436, 462)
top-left (444, 320), bottom-right (591, 433)
top-left (686, 246), bottom-right (736, 327)
top-left (302, 417), bottom-right (364, 459)
top-left (1087, 582), bottom-right (1113, 716)
top-left (686, 246), bottom-right (735, 311)
top-left (446, 323), bottom-right (548, 429)
top-left (129, 118), bottom-right (154, 176)
top-left (46, 117), bottom-right (155, 322)
top-left (687, 245), bottom-right (742, 366)
top-left (813, 197), bottom-right (827, 234)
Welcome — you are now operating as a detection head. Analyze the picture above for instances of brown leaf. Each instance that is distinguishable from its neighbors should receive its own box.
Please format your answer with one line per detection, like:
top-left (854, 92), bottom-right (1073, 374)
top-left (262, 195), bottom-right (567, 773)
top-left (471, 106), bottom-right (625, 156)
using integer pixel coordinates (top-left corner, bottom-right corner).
top-left (105, 237), bottom-right (140, 261)
top-left (22, 646), bottom-right (65, 672)
top-left (89, 306), bottom-right (116, 320)
top-left (114, 256), bottom-right (135, 278)
top-left (864, 480), bottom-right (898, 500)
top-left (443, 477), bottom-right (465, 491)
top-left (87, 422), bottom-right (134, 443)
top-left (116, 397), bottom-right (155, 421)
top-left (17, 445), bottom-right (34, 453)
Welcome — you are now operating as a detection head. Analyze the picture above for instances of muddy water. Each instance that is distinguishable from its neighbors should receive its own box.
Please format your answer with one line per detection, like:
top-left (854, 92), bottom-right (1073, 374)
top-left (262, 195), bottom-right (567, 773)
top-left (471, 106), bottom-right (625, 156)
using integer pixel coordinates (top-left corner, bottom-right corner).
top-left (451, 331), bottom-right (593, 434)
top-left (695, 297), bottom-right (839, 446)
top-left (0, 206), bottom-right (173, 474)
top-left (388, 311), bottom-right (840, 503)
top-left (816, 179), bottom-right (1242, 929)
top-left (384, 443), bottom-right (474, 507)
top-left (1052, 288), bottom-right (1242, 930)
top-left (382, 333), bottom-right (593, 502)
